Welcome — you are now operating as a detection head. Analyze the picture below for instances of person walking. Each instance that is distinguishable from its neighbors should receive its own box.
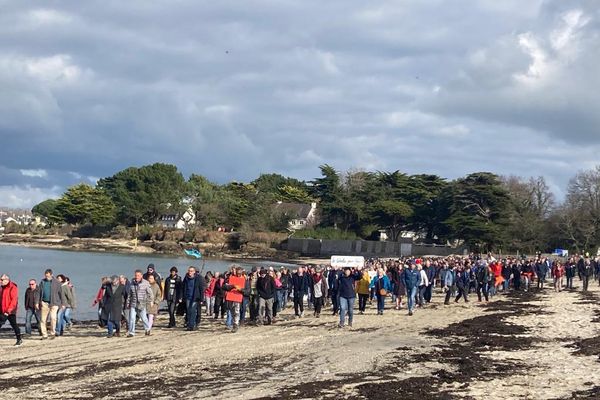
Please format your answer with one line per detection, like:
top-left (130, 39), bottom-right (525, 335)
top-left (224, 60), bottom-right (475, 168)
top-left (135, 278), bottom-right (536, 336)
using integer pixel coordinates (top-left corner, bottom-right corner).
top-left (476, 262), bottom-right (490, 302)
top-left (100, 276), bottom-right (125, 338)
top-left (404, 263), bottom-right (421, 316)
top-left (370, 268), bottom-right (392, 315)
top-left (256, 268), bottom-right (276, 325)
top-left (551, 262), bottom-right (565, 293)
top-left (0, 274), bottom-right (22, 346)
top-left (310, 269), bottom-right (328, 318)
top-left (213, 272), bottom-right (226, 320)
top-left (291, 266), bottom-right (310, 318)
top-left (275, 271), bottom-right (285, 313)
top-left (182, 266), bottom-right (205, 331)
top-left (38, 268), bottom-right (63, 340)
top-left (417, 264), bottom-right (429, 307)
top-left (55, 274), bottom-right (73, 336)
top-left (163, 267), bottom-right (183, 328)
top-left (337, 268), bottom-right (362, 328)
top-left (146, 274), bottom-right (162, 332)
top-left (223, 266), bottom-right (245, 333)
top-left (280, 268), bottom-right (290, 309)
top-left (442, 266), bottom-right (455, 305)
top-left (454, 266), bottom-right (470, 303)
top-left (536, 258), bottom-right (549, 289)
top-left (125, 269), bottom-right (154, 337)
top-left (203, 271), bottom-right (216, 318)
top-left (356, 269), bottom-right (370, 314)
top-left (423, 261), bottom-right (436, 303)
top-left (24, 279), bottom-right (41, 336)
top-left (581, 258), bottom-right (594, 292)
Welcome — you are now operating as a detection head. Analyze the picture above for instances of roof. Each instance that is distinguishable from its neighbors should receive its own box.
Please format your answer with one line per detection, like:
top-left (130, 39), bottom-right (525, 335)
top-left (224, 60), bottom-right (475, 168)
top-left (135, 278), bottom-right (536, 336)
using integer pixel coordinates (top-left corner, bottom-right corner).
top-left (272, 202), bottom-right (313, 219)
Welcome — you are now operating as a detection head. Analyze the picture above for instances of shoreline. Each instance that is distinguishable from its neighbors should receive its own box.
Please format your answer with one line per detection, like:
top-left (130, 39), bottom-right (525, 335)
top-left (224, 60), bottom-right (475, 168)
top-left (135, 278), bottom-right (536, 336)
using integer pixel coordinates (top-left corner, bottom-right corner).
top-left (0, 239), bottom-right (321, 265)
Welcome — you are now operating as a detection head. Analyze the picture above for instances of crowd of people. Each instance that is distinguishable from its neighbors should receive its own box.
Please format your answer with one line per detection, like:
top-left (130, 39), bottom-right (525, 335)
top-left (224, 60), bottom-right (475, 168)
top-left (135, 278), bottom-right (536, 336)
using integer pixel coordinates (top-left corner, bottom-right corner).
top-left (1, 253), bottom-right (600, 347)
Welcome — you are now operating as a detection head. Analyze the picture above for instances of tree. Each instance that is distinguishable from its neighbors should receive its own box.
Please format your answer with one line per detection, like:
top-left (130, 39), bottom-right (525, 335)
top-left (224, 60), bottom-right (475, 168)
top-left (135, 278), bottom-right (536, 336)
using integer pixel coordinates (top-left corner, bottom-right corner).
top-left (369, 199), bottom-right (413, 241)
top-left (446, 172), bottom-right (510, 252)
top-left (551, 167), bottom-right (600, 252)
top-left (311, 165), bottom-right (344, 228)
top-left (502, 176), bottom-right (555, 253)
top-left (56, 184), bottom-right (116, 226)
top-left (405, 174), bottom-right (449, 242)
top-left (187, 174), bottom-right (223, 229)
top-left (98, 163), bottom-right (186, 226)
top-left (32, 199), bottom-right (63, 225)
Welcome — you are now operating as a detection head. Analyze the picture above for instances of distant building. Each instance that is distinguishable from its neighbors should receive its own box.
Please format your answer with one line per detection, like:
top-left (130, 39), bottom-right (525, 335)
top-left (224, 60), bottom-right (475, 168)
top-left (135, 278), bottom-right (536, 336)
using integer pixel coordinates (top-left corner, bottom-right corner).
top-left (272, 201), bottom-right (318, 231)
top-left (157, 207), bottom-right (196, 230)
top-left (3, 217), bottom-right (18, 225)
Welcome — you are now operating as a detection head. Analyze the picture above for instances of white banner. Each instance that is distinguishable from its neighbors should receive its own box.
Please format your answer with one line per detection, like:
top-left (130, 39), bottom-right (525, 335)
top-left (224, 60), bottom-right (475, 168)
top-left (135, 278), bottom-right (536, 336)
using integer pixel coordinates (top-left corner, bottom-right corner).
top-left (330, 255), bottom-right (365, 268)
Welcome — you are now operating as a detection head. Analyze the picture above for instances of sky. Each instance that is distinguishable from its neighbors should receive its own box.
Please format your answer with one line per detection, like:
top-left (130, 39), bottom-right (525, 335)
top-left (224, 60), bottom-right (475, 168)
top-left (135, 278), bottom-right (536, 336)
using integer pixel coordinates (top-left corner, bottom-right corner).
top-left (1, 0), bottom-right (599, 208)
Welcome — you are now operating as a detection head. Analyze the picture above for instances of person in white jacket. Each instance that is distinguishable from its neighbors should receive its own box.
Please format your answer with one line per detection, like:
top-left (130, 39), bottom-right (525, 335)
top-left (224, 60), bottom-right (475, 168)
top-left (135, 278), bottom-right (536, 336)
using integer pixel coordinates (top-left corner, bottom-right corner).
top-left (417, 264), bottom-right (429, 307)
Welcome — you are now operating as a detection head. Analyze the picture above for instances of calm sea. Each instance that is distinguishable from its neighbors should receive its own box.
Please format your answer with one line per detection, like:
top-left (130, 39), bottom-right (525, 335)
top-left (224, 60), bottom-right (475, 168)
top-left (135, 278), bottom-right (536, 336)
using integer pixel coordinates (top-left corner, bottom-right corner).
top-left (0, 244), bottom-right (296, 322)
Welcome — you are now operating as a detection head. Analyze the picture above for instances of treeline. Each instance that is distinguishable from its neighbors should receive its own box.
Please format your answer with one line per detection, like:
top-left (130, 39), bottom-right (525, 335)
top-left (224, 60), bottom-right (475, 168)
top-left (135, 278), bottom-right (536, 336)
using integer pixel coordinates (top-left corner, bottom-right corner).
top-left (30, 163), bottom-right (600, 254)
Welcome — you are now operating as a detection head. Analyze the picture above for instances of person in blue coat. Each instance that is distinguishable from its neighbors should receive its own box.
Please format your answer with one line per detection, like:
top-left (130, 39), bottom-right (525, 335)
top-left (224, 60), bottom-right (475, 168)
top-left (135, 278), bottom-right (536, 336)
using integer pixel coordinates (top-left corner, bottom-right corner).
top-left (442, 266), bottom-right (456, 305)
top-left (369, 268), bottom-right (392, 315)
top-left (403, 263), bottom-right (421, 316)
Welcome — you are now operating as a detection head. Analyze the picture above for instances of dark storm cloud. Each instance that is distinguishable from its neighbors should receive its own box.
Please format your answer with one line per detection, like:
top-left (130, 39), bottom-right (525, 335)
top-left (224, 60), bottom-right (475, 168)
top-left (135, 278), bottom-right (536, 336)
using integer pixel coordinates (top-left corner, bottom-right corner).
top-left (0, 0), bottom-right (597, 207)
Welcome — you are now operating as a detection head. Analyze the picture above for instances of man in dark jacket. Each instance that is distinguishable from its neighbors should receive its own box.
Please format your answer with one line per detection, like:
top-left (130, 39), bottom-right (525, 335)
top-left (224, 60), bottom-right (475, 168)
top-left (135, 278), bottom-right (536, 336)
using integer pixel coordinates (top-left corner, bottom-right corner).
top-left (327, 267), bottom-right (340, 315)
top-left (580, 257), bottom-right (594, 292)
top-left (143, 264), bottom-right (162, 287)
top-left (291, 267), bottom-right (310, 317)
top-left (163, 267), bottom-right (183, 328)
top-left (182, 266), bottom-right (205, 331)
top-left (100, 276), bottom-right (125, 338)
top-left (536, 258), bottom-right (549, 289)
top-left (337, 267), bottom-right (362, 328)
top-left (454, 266), bottom-right (470, 303)
top-left (424, 261), bottom-right (436, 303)
top-left (38, 268), bottom-right (63, 340)
top-left (280, 268), bottom-right (290, 309)
top-left (476, 262), bottom-right (490, 302)
top-left (256, 269), bottom-right (276, 325)
top-left (404, 264), bottom-right (421, 316)
top-left (24, 279), bottom-right (41, 336)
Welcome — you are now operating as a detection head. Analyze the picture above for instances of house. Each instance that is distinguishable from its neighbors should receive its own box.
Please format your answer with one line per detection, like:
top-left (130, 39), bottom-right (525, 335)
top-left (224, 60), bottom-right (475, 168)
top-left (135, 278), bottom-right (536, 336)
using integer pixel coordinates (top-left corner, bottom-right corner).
top-left (272, 201), bottom-right (318, 231)
top-left (2, 216), bottom-right (18, 226)
top-left (157, 208), bottom-right (196, 230)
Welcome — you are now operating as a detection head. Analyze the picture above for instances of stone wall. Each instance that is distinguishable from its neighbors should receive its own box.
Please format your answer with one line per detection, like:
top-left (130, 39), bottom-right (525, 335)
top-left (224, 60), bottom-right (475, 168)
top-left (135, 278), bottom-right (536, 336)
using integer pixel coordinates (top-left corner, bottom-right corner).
top-left (284, 238), bottom-right (463, 257)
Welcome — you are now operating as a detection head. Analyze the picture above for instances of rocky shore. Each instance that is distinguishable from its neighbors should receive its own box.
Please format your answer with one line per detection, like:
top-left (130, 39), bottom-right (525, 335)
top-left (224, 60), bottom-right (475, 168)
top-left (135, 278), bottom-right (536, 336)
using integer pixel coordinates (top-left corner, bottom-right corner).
top-left (0, 233), bottom-right (297, 261)
top-left (1, 285), bottom-right (599, 399)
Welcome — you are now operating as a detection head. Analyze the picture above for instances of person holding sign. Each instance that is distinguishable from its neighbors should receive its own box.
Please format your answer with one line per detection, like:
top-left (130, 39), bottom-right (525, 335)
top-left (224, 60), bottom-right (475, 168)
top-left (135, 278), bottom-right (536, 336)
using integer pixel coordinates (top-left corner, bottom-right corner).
top-left (337, 267), bottom-right (362, 328)
top-left (369, 268), bottom-right (392, 315)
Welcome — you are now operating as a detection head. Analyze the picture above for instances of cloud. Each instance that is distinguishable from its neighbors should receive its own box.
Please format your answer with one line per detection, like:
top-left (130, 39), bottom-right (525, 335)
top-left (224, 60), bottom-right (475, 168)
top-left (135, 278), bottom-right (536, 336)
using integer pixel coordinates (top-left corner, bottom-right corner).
top-left (0, 185), bottom-right (61, 208)
top-left (0, 0), bottom-right (598, 208)
top-left (20, 169), bottom-right (48, 178)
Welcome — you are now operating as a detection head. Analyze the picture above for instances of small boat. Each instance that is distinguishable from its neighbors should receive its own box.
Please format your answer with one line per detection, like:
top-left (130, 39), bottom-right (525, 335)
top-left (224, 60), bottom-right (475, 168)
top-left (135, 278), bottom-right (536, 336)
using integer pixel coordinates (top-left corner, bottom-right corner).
top-left (184, 249), bottom-right (202, 259)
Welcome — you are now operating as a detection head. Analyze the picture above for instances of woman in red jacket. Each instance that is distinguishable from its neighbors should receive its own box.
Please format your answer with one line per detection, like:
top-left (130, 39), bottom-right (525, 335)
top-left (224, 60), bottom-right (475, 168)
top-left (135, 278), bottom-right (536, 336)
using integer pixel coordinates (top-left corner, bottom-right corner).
top-left (0, 274), bottom-right (22, 346)
top-left (551, 261), bottom-right (565, 292)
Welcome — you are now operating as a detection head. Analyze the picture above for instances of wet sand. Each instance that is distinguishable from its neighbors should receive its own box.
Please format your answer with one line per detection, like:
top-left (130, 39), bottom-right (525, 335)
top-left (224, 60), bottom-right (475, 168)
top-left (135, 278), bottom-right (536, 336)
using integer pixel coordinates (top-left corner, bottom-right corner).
top-left (1, 284), bottom-right (599, 399)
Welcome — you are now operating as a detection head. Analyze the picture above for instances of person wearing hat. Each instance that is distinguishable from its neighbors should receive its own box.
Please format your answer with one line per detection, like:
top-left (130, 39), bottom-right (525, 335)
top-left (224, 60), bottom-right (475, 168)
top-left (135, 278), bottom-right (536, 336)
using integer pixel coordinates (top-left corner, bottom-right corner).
top-left (256, 268), bottom-right (276, 325)
top-left (143, 264), bottom-right (162, 287)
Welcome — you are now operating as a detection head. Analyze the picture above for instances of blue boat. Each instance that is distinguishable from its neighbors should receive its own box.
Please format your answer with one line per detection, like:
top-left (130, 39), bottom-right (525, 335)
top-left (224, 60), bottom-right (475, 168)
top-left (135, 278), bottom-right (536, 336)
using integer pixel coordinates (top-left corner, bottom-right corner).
top-left (184, 249), bottom-right (202, 259)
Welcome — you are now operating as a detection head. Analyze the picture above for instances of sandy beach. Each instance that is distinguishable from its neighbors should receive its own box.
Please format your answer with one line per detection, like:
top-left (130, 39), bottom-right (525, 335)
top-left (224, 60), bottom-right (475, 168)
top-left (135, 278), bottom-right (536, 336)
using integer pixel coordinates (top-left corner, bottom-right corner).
top-left (1, 284), bottom-right (600, 400)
